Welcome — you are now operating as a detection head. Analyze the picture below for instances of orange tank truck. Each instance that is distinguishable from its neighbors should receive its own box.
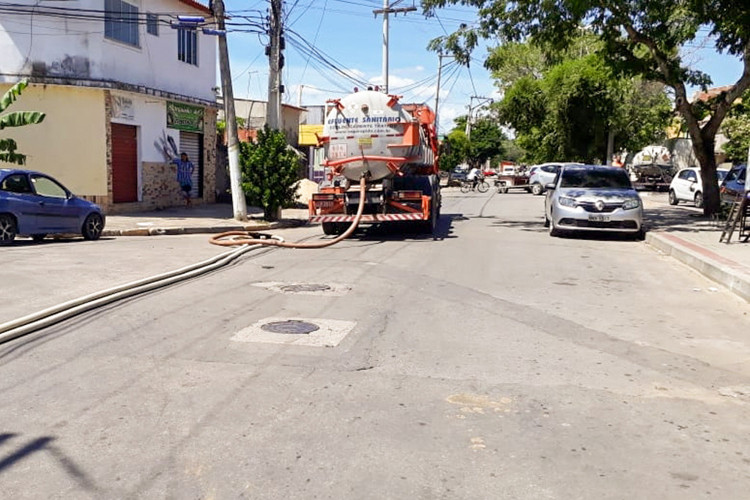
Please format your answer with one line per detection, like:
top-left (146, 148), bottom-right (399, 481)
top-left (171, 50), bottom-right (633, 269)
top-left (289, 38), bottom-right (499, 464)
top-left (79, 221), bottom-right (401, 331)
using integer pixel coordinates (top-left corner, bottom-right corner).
top-left (309, 89), bottom-right (441, 235)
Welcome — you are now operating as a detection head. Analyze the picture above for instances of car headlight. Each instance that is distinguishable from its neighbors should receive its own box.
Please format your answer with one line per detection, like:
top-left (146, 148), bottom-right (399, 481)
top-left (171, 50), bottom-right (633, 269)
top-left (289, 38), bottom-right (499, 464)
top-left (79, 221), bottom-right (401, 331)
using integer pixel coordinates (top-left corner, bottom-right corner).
top-left (558, 196), bottom-right (577, 207)
top-left (622, 198), bottom-right (641, 210)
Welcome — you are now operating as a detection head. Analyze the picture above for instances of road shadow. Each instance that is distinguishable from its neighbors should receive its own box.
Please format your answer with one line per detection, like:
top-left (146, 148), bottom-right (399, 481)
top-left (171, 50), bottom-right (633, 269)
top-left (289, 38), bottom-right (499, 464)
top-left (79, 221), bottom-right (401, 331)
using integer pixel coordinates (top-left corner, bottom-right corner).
top-left (490, 218), bottom-right (548, 233)
top-left (352, 213), bottom-right (463, 241)
top-left (644, 205), bottom-right (723, 234)
top-left (0, 432), bottom-right (100, 493)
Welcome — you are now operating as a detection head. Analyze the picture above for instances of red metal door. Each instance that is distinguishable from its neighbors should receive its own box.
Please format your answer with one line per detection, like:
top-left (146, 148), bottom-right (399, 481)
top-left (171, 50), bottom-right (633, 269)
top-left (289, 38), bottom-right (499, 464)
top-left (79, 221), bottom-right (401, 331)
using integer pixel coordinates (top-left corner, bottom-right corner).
top-left (111, 123), bottom-right (138, 203)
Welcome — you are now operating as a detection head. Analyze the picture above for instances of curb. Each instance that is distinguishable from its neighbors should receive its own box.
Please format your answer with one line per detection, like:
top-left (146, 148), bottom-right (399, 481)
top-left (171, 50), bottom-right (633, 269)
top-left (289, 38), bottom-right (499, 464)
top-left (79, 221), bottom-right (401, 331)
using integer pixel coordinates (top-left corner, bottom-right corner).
top-left (101, 219), bottom-right (308, 238)
top-left (646, 231), bottom-right (750, 302)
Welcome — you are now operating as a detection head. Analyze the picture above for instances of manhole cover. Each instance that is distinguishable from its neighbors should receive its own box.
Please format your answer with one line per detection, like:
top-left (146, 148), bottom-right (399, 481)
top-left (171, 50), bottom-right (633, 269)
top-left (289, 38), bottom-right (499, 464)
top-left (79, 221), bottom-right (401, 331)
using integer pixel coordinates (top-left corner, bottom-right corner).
top-left (279, 284), bottom-right (332, 293)
top-left (260, 320), bottom-right (320, 335)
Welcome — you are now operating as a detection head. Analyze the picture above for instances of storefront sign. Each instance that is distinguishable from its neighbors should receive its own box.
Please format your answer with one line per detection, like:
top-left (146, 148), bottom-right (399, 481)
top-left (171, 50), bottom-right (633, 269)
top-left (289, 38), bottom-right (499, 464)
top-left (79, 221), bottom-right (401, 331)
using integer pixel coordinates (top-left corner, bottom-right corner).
top-left (112, 95), bottom-right (134, 120)
top-left (167, 101), bottom-right (204, 132)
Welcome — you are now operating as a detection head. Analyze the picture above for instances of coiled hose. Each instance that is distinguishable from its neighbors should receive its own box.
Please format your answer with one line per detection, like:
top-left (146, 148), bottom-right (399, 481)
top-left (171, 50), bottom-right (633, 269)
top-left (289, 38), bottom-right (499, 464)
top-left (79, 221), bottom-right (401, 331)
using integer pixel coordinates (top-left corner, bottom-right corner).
top-left (209, 176), bottom-right (367, 249)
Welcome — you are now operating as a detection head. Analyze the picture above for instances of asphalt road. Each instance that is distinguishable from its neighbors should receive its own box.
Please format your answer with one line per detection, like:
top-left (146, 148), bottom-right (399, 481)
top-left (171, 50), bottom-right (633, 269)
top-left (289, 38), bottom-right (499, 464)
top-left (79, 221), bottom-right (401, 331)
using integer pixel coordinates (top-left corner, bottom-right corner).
top-left (2, 188), bottom-right (750, 499)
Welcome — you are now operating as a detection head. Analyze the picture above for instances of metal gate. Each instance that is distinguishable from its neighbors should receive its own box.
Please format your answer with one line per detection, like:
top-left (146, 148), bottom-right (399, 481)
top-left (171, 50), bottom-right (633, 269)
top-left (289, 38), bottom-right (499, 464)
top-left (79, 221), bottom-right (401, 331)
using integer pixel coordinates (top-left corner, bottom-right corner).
top-left (111, 124), bottom-right (138, 203)
top-left (179, 131), bottom-right (203, 199)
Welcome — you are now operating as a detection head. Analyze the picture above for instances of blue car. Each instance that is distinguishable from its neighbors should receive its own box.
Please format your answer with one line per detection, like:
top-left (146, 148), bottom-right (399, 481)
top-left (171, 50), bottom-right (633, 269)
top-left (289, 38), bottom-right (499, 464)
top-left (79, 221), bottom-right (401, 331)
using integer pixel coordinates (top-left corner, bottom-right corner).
top-left (720, 164), bottom-right (747, 203)
top-left (0, 168), bottom-right (105, 244)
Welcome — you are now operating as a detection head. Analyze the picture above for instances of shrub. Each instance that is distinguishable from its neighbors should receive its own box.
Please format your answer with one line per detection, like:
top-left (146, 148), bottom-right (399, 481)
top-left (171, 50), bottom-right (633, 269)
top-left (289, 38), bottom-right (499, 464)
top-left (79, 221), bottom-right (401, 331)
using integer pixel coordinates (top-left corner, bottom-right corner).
top-left (239, 126), bottom-right (300, 220)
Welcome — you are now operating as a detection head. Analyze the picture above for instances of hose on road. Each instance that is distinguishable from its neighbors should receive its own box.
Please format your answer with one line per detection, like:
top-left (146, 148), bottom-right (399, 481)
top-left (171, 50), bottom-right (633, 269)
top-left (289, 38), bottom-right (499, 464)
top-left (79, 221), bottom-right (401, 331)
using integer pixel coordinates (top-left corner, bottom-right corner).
top-left (0, 178), bottom-right (368, 345)
top-left (0, 241), bottom-right (273, 345)
top-left (209, 176), bottom-right (367, 249)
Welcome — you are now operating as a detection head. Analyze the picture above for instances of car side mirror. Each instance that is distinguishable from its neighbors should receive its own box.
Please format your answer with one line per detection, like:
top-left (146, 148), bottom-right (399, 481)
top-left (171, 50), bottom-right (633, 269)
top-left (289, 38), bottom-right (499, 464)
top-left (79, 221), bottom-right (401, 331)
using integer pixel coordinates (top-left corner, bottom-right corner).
top-left (545, 183), bottom-right (556, 191)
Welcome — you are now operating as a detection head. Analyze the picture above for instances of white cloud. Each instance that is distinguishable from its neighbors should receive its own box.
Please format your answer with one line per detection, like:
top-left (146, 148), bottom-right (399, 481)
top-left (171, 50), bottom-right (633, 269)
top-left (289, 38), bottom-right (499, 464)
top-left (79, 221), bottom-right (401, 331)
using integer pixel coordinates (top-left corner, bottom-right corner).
top-left (436, 103), bottom-right (466, 133)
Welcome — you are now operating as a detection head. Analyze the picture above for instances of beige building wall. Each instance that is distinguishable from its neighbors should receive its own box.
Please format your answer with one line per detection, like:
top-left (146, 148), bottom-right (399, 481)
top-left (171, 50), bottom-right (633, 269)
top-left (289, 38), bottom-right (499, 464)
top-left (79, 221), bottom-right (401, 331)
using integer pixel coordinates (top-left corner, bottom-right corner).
top-left (0, 83), bottom-right (107, 197)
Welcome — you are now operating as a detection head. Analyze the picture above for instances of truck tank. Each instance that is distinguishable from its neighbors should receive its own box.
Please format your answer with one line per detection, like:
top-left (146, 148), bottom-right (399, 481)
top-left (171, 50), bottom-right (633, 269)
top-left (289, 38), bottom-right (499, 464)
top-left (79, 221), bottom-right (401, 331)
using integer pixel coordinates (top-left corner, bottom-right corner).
top-left (321, 90), bottom-right (438, 181)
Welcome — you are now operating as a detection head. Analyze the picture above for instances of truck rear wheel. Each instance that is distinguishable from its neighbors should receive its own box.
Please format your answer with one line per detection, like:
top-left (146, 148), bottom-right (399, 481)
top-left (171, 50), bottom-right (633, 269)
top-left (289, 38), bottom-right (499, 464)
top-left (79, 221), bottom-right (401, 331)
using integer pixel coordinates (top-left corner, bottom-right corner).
top-left (322, 222), bottom-right (346, 235)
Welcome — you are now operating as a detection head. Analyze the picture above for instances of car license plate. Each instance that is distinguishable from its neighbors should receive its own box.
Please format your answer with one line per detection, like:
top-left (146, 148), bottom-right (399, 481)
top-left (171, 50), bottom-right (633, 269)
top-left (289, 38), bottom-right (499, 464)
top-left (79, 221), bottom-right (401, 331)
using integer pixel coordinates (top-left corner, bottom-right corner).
top-left (589, 214), bottom-right (610, 222)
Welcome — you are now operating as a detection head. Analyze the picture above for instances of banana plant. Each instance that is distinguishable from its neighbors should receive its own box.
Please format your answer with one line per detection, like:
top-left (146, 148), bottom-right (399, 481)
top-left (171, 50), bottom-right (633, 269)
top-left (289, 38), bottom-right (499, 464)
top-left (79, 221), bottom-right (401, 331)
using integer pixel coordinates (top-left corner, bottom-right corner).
top-left (0, 80), bottom-right (46, 165)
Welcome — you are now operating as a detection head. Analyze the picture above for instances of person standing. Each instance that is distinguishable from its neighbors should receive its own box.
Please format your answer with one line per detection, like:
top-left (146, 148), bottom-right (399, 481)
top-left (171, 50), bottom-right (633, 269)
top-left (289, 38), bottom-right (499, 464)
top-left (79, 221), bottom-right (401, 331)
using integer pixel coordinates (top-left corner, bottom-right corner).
top-left (172, 152), bottom-right (195, 206)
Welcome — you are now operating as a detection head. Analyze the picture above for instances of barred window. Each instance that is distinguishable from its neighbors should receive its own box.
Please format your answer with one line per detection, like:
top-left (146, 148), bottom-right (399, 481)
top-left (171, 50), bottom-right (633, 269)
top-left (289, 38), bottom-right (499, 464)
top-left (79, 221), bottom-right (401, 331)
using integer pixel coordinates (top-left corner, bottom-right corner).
top-left (178, 28), bottom-right (198, 66)
top-left (146, 13), bottom-right (159, 36)
top-left (105, 0), bottom-right (140, 47)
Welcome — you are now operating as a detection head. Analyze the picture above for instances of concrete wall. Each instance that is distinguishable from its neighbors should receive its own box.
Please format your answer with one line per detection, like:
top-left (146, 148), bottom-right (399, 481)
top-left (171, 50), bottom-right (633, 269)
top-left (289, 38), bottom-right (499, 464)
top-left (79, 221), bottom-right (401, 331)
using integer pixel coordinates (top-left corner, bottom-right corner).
top-left (104, 89), bottom-right (217, 212)
top-left (110, 90), bottom-right (181, 164)
top-left (0, 83), bottom-right (108, 197)
top-left (0, 0), bottom-right (217, 101)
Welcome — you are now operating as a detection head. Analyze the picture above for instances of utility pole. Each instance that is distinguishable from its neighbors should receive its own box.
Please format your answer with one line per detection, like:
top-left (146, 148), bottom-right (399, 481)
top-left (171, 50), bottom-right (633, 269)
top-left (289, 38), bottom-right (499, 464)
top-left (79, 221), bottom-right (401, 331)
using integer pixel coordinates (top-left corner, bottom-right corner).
top-left (266, 0), bottom-right (283, 129)
top-left (373, 0), bottom-right (416, 93)
top-left (212, 0), bottom-right (248, 221)
top-left (465, 95), bottom-right (492, 140)
top-left (173, 9), bottom-right (247, 220)
top-left (434, 53), bottom-right (444, 137)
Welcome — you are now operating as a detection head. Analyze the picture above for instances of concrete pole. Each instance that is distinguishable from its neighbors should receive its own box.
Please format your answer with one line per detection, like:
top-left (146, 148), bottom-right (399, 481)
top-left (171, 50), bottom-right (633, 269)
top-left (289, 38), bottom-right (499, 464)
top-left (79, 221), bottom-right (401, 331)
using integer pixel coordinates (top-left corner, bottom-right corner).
top-left (214, 0), bottom-right (247, 221)
top-left (372, 3), bottom-right (414, 94)
top-left (434, 53), bottom-right (443, 136)
top-left (266, 0), bottom-right (282, 129)
top-left (382, 0), bottom-right (389, 93)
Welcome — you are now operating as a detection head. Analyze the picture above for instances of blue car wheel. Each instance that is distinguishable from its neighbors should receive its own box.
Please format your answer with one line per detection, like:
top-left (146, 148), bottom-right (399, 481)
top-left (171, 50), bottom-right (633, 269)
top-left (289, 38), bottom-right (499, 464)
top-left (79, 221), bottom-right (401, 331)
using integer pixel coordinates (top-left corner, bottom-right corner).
top-left (0, 214), bottom-right (17, 244)
top-left (82, 213), bottom-right (104, 240)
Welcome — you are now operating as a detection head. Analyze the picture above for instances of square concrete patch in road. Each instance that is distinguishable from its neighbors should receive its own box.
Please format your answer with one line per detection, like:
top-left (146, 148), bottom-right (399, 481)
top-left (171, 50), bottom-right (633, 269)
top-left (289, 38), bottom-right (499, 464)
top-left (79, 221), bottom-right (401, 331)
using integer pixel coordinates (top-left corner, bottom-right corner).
top-left (231, 317), bottom-right (356, 347)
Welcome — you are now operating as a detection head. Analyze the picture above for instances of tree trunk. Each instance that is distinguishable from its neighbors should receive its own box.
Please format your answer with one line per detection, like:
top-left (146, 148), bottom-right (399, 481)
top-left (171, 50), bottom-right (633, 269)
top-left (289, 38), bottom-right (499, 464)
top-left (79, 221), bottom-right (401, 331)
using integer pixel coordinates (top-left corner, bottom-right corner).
top-left (689, 129), bottom-right (720, 216)
top-left (265, 205), bottom-right (282, 221)
top-left (606, 129), bottom-right (615, 166)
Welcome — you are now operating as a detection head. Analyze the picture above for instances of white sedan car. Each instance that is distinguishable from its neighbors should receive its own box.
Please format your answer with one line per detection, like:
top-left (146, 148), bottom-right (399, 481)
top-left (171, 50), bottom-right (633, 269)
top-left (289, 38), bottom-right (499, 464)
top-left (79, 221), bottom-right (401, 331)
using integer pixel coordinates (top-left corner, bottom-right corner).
top-left (668, 167), bottom-right (729, 208)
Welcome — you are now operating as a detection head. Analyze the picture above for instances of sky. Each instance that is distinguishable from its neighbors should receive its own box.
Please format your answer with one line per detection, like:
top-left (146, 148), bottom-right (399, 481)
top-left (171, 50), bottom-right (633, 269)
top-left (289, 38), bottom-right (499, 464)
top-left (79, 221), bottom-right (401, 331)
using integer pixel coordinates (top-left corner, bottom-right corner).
top-left (220, 0), bottom-right (745, 134)
top-left (222, 0), bottom-right (496, 133)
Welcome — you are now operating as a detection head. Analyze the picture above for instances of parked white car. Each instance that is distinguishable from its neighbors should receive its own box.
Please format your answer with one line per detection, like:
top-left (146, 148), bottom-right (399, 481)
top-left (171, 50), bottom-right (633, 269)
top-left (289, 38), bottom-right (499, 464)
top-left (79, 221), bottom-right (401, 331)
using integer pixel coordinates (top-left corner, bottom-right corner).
top-left (668, 167), bottom-right (729, 208)
top-left (529, 162), bottom-right (584, 195)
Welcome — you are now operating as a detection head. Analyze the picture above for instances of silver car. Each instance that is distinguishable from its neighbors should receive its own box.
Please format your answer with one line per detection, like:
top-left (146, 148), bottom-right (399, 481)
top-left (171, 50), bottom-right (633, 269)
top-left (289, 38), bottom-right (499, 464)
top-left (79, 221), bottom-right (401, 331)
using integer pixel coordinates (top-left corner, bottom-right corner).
top-left (544, 165), bottom-right (644, 239)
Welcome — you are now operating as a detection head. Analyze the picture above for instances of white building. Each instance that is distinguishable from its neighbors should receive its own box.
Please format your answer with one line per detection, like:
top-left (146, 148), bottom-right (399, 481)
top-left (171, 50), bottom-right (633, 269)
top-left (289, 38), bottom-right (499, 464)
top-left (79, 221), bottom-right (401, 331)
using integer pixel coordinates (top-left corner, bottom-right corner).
top-left (0, 0), bottom-right (219, 211)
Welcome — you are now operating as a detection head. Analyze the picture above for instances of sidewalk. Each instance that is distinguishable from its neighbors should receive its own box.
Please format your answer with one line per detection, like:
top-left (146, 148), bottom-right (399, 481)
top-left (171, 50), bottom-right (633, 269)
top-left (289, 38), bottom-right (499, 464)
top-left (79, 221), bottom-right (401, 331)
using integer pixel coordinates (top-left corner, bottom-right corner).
top-left (102, 203), bottom-right (310, 236)
top-left (101, 195), bottom-right (750, 302)
top-left (640, 193), bottom-right (750, 302)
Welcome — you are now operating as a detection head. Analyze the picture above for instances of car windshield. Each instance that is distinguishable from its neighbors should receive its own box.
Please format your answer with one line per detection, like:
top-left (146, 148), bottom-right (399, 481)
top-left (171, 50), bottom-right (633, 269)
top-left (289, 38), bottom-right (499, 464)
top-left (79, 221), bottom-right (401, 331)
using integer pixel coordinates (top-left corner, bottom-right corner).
top-left (560, 169), bottom-right (632, 189)
top-left (724, 166), bottom-right (745, 182)
top-left (717, 170), bottom-right (728, 182)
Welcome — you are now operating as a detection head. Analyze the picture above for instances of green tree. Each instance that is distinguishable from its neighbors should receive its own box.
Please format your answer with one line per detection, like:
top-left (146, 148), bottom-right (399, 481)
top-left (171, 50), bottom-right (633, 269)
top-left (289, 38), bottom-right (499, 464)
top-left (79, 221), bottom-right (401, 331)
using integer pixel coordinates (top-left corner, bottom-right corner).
top-left (501, 138), bottom-right (526, 163)
top-left (423, 0), bottom-right (750, 215)
top-left (465, 116), bottom-right (507, 167)
top-left (0, 80), bottom-right (45, 164)
top-left (216, 117), bottom-right (246, 137)
top-left (452, 115), bottom-right (506, 168)
top-left (485, 41), bottom-right (548, 92)
top-left (239, 126), bottom-right (300, 221)
top-left (722, 115), bottom-right (750, 163)
top-left (721, 89), bottom-right (750, 163)
top-left (438, 129), bottom-right (470, 171)
top-left (495, 52), bottom-right (670, 163)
